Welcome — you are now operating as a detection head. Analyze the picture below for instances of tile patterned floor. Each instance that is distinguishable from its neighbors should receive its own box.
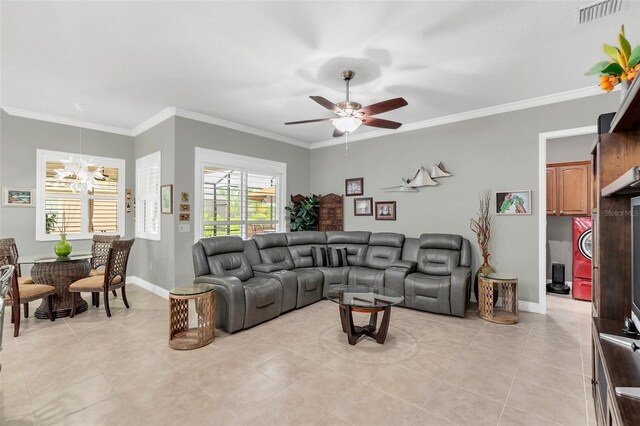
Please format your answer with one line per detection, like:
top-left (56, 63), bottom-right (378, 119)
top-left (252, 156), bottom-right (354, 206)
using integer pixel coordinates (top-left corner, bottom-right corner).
top-left (0, 286), bottom-right (595, 425)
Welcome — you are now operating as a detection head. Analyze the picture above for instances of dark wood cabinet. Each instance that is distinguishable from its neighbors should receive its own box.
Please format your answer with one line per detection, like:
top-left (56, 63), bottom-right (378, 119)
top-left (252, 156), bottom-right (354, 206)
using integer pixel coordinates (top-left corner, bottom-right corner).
top-left (546, 161), bottom-right (590, 216)
top-left (591, 78), bottom-right (640, 426)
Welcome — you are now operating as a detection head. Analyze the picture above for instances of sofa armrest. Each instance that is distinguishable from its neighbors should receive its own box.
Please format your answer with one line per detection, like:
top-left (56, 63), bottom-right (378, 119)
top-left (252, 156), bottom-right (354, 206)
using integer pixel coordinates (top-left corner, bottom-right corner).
top-left (384, 266), bottom-right (413, 306)
top-left (193, 275), bottom-right (245, 332)
top-left (450, 266), bottom-right (471, 317)
top-left (390, 260), bottom-right (416, 272)
top-left (252, 263), bottom-right (286, 274)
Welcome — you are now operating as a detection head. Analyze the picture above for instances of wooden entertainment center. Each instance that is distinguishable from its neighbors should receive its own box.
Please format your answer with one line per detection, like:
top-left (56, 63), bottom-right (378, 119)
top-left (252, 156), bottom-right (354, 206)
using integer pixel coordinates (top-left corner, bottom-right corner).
top-left (591, 80), bottom-right (640, 425)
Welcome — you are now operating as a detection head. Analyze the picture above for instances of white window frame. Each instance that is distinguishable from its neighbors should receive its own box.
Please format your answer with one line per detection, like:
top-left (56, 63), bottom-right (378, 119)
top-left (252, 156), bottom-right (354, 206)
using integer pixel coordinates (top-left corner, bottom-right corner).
top-left (36, 149), bottom-right (126, 241)
top-left (194, 147), bottom-right (286, 242)
top-left (135, 151), bottom-right (161, 241)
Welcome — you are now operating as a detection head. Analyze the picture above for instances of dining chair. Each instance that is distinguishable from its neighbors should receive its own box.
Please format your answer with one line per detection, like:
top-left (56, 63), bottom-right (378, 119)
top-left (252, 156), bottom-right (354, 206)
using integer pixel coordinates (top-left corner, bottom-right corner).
top-left (89, 235), bottom-right (121, 302)
top-left (0, 247), bottom-right (55, 337)
top-left (0, 238), bottom-right (34, 318)
top-left (0, 264), bottom-right (15, 360)
top-left (69, 239), bottom-right (135, 318)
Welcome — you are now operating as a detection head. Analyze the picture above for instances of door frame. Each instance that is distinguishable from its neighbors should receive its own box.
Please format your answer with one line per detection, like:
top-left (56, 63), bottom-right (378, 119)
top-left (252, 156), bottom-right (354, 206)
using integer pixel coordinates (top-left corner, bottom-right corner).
top-left (538, 125), bottom-right (596, 314)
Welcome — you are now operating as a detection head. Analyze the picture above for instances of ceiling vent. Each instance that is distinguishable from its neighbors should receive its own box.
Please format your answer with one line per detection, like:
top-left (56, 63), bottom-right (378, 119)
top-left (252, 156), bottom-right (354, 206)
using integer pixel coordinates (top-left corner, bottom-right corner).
top-left (578, 0), bottom-right (624, 24)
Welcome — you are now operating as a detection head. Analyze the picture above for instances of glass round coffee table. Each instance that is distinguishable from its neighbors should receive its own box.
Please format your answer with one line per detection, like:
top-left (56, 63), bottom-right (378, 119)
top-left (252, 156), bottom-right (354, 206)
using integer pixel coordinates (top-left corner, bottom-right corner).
top-left (169, 284), bottom-right (217, 350)
top-left (326, 285), bottom-right (404, 345)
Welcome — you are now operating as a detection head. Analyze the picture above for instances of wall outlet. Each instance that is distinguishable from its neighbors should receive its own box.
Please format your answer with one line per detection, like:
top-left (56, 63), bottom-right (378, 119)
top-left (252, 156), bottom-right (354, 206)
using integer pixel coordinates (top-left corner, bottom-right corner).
top-left (179, 224), bottom-right (190, 233)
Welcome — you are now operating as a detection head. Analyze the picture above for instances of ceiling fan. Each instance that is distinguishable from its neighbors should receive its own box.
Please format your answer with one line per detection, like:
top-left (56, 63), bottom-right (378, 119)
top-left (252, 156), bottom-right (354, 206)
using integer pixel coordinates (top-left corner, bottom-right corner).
top-left (285, 70), bottom-right (408, 137)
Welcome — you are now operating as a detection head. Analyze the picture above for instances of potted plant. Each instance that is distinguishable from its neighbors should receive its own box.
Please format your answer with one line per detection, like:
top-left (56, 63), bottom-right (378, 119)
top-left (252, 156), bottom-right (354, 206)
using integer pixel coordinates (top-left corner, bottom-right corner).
top-left (470, 190), bottom-right (495, 300)
top-left (285, 195), bottom-right (320, 231)
top-left (586, 25), bottom-right (640, 95)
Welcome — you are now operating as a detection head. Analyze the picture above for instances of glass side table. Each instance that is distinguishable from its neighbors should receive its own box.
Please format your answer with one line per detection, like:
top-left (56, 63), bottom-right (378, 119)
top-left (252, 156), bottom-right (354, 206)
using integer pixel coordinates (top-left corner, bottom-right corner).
top-left (169, 284), bottom-right (216, 350)
top-left (478, 273), bottom-right (519, 324)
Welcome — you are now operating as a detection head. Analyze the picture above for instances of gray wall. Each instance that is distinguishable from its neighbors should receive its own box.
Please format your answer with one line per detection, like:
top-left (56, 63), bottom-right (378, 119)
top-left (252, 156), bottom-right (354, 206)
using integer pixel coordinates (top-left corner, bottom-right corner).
top-left (309, 93), bottom-right (620, 304)
top-left (0, 110), bottom-right (135, 275)
top-left (131, 117), bottom-right (176, 289)
top-left (545, 133), bottom-right (595, 281)
top-left (172, 116), bottom-right (310, 287)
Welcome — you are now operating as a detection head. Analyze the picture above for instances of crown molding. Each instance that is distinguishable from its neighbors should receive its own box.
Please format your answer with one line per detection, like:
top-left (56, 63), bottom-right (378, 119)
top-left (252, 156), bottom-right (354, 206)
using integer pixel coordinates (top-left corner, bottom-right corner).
top-left (309, 85), bottom-right (608, 150)
top-left (1, 106), bottom-right (133, 136)
top-left (172, 108), bottom-right (309, 149)
top-left (130, 107), bottom-right (177, 136)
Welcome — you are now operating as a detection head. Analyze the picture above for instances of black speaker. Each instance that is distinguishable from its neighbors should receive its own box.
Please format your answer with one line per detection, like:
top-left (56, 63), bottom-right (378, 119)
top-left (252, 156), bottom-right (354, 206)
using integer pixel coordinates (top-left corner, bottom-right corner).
top-left (552, 263), bottom-right (565, 284)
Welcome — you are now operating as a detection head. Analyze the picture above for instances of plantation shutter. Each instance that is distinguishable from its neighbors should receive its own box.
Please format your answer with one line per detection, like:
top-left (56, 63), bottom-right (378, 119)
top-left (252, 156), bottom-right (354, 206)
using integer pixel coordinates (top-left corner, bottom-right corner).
top-left (135, 151), bottom-right (161, 240)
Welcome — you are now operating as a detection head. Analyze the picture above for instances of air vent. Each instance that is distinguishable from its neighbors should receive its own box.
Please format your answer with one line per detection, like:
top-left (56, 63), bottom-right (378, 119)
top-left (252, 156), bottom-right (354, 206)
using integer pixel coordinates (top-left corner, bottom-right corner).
top-left (578, 0), bottom-right (624, 24)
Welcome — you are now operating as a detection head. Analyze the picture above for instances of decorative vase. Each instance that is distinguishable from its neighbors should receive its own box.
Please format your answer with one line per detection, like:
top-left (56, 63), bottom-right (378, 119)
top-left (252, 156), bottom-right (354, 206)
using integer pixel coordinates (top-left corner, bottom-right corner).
top-left (54, 233), bottom-right (72, 260)
top-left (473, 254), bottom-right (496, 302)
top-left (621, 80), bottom-right (631, 102)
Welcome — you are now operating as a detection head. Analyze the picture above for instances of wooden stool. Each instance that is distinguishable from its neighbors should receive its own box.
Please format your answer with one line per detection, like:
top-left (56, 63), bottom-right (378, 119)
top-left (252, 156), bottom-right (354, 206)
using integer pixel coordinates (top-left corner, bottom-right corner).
top-left (169, 284), bottom-right (216, 350)
top-left (478, 273), bottom-right (519, 324)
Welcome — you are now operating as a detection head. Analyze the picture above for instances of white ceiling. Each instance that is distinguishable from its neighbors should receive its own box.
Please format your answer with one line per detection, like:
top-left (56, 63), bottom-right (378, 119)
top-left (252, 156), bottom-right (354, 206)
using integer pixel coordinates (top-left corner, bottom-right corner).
top-left (2, 1), bottom-right (638, 146)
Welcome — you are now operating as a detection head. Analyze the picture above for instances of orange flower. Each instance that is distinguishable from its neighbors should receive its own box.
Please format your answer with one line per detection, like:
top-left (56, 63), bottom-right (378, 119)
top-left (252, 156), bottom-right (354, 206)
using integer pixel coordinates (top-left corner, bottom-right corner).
top-left (600, 75), bottom-right (618, 92)
top-left (628, 64), bottom-right (640, 82)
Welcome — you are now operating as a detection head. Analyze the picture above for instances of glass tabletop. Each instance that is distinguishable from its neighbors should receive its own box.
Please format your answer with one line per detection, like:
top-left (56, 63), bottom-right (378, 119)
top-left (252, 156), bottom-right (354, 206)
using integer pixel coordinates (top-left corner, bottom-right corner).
top-left (17, 253), bottom-right (93, 264)
top-left (326, 285), bottom-right (404, 308)
top-left (478, 272), bottom-right (517, 281)
top-left (170, 283), bottom-right (216, 296)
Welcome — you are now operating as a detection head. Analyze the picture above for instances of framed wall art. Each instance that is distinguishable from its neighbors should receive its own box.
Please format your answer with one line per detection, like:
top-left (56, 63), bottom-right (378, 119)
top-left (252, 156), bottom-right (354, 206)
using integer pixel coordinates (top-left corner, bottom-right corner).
top-left (345, 177), bottom-right (364, 196)
top-left (375, 201), bottom-right (396, 221)
top-left (354, 197), bottom-right (373, 216)
top-left (161, 184), bottom-right (173, 214)
top-left (496, 190), bottom-right (531, 215)
top-left (2, 188), bottom-right (35, 207)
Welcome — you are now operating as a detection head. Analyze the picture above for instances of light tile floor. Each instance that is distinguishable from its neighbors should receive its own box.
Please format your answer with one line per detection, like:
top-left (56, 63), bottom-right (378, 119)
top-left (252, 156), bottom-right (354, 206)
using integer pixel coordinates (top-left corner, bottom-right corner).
top-left (0, 286), bottom-right (595, 425)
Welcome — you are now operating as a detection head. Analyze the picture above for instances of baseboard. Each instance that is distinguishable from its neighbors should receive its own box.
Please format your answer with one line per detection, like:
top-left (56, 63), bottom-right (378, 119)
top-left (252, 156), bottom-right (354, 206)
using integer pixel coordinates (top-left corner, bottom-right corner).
top-left (127, 275), bottom-right (169, 299)
top-left (469, 294), bottom-right (543, 314)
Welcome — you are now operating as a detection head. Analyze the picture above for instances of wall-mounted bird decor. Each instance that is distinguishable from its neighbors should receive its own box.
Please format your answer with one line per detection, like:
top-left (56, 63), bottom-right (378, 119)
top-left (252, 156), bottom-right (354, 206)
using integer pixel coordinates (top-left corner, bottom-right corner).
top-left (382, 163), bottom-right (453, 193)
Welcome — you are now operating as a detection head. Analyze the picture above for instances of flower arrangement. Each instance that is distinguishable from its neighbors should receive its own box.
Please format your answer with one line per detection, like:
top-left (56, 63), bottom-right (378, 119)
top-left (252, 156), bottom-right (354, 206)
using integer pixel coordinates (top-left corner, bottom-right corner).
top-left (586, 25), bottom-right (640, 92)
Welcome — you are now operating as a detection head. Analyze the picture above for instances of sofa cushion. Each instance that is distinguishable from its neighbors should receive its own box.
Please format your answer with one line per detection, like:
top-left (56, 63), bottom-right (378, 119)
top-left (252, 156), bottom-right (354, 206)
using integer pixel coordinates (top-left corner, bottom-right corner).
top-left (419, 234), bottom-right (462, 251)
top-left (285, 231), bottom-right (327, 246)
top-left (364, 245), bottom-right (402, 270)
top-left (329, 247), bottom-right (349, 267)
top-left (200, 236), bottom-right (245, 256)
top-left (253, 233), bottom-right (288, 249)
top-left (348, 266), bottom-right (385, 287)
top-left (244, 277), bottom-right (279, 308)
top-left (405, 273), bottom-right (451, 314)
top-left (417, 249), bottom-right (460, 276)
top-left (293, 268), bottom-right (324, 292)
top-left (311, 246), bottom-right (329, 267)
top-left (369, 232), bottom-right (405, 248)
top-left (207, 252), bottom-right (254, 282)
top-left (326, 231), bottom-right (371, 245)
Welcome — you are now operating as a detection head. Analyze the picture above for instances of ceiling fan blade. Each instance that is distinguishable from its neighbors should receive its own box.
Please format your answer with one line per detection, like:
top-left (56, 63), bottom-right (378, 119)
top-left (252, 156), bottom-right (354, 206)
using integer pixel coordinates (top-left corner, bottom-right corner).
top-left (285, 118), bottom-right (334, 125)
top-left (362, 117), bottom-right (402, 129)
top-left (310, 96), bottom-right (344, 114)
top-left (360, 97), bottom-right (408, 116)
top-left (333, 128), bottom-right (344, 138)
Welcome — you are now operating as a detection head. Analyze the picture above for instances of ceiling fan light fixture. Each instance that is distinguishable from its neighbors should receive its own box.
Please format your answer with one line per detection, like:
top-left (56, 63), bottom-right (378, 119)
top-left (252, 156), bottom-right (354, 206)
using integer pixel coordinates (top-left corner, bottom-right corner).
top-left (332, 116), bottom-right (362, 133)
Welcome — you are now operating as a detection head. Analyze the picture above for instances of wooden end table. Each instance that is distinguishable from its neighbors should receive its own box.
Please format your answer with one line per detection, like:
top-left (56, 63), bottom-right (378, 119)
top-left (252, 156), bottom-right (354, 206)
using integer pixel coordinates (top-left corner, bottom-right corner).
top-left (169, 284), bottom-right (216, 350)
top-left (478, 273), bottom-right (519, 324)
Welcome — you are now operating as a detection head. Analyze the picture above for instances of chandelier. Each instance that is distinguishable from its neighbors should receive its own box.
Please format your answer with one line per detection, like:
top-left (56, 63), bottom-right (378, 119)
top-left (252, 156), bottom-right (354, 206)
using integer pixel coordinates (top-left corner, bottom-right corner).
top-left (54, 103), bottom-right (104, 193)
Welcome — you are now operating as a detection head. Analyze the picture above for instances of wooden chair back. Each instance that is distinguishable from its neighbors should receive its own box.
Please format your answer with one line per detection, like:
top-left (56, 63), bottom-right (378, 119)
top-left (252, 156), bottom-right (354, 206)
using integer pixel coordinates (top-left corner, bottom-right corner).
top-left (104, 239), bottom-right (135, 289)
top-left (91, 235), bottom-right (121, 269)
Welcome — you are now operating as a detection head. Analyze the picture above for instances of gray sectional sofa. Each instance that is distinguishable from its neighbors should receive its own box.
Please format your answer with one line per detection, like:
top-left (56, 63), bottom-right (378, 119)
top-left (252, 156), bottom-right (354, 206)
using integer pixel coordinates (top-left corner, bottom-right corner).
top-left (192, 231), bottom-right (472, 333)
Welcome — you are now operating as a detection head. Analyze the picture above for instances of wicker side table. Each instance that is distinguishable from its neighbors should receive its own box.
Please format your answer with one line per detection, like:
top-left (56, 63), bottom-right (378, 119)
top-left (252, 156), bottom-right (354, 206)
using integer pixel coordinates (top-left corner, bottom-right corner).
top-left (169, 284), bottom-right (216, 350)
top-left (478, 273), bottom-right (519, 324)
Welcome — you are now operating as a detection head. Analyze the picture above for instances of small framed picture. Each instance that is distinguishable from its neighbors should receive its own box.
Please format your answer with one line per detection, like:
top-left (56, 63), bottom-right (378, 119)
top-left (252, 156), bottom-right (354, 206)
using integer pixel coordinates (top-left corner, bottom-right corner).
top-left (181, 192), bottom-right (189, 203)
top-left (496, 190), bottom-right (531, 215)
top-left (161, 185), bottom-right (173, 214)
top-left (375, 201), bottom-right (396, 221)
top-left (345, 177), bottom-right (364, 196)
top-left (354, 197), bottom-right (373, 216)
top-left (3, 188), bottom-right (35, 207)
top-left (179, 213), bottom-right (190, 221)
top-left (179, 203), bottom-right (190, 212)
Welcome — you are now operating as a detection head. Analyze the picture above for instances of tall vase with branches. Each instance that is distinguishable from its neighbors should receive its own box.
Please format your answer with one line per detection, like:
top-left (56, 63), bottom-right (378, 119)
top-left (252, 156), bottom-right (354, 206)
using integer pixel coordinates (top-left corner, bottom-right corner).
top-left (54, 209), bottom-right (76, 259)
top-left (470, 190), bottom-right (495, 299)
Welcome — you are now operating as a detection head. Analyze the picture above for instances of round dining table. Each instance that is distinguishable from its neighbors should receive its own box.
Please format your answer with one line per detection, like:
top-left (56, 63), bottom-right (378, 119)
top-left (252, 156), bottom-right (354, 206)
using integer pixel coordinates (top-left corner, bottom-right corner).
top-left (18, 253), bottom-right (92, 319)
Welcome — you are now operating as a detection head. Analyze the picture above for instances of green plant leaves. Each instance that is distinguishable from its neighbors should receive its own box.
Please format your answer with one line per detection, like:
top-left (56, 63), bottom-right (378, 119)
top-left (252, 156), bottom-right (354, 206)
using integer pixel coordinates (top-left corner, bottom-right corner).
top-left (603, 44), bottom-right (621, 62)
top-left (585, 61), bottom-right (613, 75)
top-left (602, 62), bottom-right (624, 76)
top-left (286, 195), bottom-right (320, 231)
top-left (629, 46), bottom-right (640, 68)
top-left (620, 33), bottom-right (632, 62)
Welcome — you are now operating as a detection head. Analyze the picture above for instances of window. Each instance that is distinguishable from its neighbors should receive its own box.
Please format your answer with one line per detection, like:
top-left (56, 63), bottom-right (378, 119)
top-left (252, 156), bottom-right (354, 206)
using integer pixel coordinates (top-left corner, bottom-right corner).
top-left (195, 148), bottom-right (286, 240)
top-left (36, 149), bottom-right (125, 241)
top-left (135, 151), bottom-right (161, 241)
